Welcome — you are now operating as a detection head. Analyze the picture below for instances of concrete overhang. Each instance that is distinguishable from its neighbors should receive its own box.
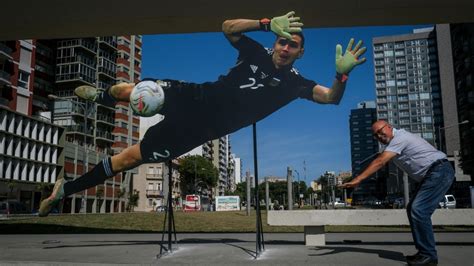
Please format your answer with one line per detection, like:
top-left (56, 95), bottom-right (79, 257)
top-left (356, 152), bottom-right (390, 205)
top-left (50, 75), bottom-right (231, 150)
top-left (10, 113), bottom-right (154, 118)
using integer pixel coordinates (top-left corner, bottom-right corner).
top-left (1, 0), bottom-right (474, 40)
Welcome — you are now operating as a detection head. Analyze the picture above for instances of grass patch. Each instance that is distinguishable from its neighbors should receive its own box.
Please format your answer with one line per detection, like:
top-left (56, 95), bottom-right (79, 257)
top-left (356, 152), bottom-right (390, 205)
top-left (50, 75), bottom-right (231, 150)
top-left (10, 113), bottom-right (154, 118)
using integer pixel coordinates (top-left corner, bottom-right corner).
top-left (1, 211), bottom-right (472, 234)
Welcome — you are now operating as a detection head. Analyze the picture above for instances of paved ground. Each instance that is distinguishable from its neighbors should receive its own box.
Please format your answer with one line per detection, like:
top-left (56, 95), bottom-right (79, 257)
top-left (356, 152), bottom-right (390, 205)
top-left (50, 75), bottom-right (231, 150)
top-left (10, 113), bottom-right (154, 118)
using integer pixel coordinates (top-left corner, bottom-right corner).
top-left (0, 232), bottom-right (473, 265)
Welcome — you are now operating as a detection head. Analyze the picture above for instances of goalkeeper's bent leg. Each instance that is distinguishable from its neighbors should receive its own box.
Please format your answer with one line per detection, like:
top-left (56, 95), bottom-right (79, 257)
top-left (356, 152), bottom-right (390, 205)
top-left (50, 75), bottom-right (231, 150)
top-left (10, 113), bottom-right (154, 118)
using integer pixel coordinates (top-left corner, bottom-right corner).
top-left (63, 144), bottom-right (142, 196)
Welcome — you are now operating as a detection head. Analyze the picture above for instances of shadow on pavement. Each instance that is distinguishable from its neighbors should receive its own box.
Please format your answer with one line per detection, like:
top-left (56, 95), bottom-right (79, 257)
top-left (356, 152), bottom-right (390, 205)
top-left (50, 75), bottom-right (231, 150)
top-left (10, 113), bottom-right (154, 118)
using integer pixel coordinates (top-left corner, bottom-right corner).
top-left (309, 246), bottom-right (406, 263)
top-left (327, 241), bottom-right (474, 246)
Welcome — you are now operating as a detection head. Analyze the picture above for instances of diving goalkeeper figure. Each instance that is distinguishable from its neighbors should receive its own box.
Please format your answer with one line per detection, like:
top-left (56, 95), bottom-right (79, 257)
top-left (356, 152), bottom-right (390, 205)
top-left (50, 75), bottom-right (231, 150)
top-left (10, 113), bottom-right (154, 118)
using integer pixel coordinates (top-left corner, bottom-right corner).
top-left (39, 11), bottom-right (366, 216)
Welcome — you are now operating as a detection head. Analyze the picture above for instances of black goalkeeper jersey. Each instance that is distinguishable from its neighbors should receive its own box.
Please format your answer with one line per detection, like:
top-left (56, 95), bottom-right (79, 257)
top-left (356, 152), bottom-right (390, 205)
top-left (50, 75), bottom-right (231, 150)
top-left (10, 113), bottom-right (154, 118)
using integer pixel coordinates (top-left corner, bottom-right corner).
top-left (152, 36), bottom-right (318, 140)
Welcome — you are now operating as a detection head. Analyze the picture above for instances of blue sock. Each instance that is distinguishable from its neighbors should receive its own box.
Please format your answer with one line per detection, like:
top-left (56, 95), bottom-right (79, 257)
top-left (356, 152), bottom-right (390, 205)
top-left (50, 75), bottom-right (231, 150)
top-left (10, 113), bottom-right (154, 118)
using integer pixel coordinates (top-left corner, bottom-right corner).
top-left (96, 88), bottom-right (117, 107)
top-left (64, 157), bottom-right (115, 196)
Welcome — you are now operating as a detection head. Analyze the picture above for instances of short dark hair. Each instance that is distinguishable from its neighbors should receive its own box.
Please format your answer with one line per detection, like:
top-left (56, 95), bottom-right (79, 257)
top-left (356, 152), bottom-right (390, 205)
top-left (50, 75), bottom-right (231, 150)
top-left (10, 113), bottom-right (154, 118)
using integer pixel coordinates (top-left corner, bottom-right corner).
top-left (275, 31), bottom-right (305, 48)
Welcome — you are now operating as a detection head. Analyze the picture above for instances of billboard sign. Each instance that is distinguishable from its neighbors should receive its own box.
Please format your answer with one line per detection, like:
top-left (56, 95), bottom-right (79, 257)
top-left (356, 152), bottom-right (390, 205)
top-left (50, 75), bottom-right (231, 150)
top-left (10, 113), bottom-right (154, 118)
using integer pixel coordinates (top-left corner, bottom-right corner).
top-left (184, 194), bottom-right (201, 212)
top-left (215, 196), bottom-right (240, 211)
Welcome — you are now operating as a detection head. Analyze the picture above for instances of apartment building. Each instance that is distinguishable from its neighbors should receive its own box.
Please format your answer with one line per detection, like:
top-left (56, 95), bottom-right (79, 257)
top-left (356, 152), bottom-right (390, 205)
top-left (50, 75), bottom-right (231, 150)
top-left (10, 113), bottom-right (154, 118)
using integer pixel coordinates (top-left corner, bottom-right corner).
top-left (203, 135), bottom-right (234, 196)
top-left (0, 40), bottom-right (65, 211)
top-left (373, 28), bottom-right (443, 147)
top-left (349, 101), bottom-right (387, 200)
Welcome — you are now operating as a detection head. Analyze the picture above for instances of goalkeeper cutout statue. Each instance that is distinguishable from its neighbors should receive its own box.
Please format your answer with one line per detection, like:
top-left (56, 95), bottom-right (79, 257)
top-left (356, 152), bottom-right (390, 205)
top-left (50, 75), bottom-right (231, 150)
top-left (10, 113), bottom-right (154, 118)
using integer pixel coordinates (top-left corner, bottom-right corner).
top-left (39, 11), bottom-right (366, 216)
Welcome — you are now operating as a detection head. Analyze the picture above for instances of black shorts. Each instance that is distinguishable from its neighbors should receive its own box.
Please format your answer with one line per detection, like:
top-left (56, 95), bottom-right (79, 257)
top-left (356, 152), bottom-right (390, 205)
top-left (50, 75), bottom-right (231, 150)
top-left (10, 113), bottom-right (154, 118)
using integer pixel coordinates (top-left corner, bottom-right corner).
top-left (140, 117), bottom-right (207, 163)
top-left (139, 79), bottom-right (219, 163)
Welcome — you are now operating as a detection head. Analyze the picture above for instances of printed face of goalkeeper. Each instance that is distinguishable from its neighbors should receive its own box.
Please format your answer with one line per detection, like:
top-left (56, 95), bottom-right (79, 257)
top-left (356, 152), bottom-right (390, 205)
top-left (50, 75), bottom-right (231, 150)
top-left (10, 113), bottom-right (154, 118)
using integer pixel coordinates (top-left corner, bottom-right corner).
top-left (272, 33), bottom-right (305, 69)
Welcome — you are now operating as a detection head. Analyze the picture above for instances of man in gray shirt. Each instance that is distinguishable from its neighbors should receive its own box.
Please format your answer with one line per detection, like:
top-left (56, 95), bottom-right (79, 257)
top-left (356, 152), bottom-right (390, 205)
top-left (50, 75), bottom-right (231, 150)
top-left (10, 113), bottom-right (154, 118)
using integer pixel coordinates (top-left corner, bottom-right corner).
top-left (341, 120), bottom-right (454, 266)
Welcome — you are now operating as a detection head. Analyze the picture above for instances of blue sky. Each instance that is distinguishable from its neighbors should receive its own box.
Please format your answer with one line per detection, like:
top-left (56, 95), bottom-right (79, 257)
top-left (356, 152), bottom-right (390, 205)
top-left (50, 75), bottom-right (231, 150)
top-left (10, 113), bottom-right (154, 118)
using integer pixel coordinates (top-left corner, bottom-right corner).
top-left (141, 24), bottom-right (431, 183)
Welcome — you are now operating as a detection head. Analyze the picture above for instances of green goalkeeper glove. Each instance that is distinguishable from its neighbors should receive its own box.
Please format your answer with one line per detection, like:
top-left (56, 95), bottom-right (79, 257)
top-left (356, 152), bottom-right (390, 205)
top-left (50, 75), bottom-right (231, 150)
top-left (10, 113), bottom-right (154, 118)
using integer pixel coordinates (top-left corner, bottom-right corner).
top-left (335, 38), bottom-right (367, 75)
top-left (270, 11), bottom-right (303, 39)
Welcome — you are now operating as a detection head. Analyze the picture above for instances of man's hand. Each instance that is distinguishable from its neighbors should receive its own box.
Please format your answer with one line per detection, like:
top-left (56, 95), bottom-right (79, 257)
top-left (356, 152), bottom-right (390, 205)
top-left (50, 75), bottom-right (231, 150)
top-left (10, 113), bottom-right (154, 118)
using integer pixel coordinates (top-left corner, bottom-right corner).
top-left (270, 11), bottom-right (303, 39)
top-left (339, 178), bottom-right (361, 189)
top-left (336, 38), bottom-right (367, 75)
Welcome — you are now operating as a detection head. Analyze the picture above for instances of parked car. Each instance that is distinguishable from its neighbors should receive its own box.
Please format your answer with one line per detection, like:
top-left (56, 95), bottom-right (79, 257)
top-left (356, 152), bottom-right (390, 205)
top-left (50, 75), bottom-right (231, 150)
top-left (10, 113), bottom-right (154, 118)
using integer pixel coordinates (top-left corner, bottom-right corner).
top-left (439, 194), bottom-right (456, 209)
top-left (393, 197), bottom-right (405, 209)
top-left (0, 200), bottom-right (29, 215)
top-left (333, 201), bottom-right (347, 208)
top-left (156, 205), bottom-right (168, 212)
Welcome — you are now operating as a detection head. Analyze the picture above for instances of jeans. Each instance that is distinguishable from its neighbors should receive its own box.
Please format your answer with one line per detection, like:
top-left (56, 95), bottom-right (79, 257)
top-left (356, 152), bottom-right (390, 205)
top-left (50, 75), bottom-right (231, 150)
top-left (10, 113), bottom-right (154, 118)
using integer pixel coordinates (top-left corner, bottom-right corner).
top-left (406, 160), bottom-right (454, 260)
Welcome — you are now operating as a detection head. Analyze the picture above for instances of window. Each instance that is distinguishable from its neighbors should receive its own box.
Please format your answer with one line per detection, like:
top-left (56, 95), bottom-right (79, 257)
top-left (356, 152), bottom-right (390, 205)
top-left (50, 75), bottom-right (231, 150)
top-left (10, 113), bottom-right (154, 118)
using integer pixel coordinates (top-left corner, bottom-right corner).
top-left (387, 96), bottom-right (397, 102)
top-left (374, 52), bottom-right (384, 58)
top-left (421, 116), bottom-right (432, 123)
top-left (147, 167), bottom-right (154, 175)
top-left (422, 132), bottom-right (433, 139)
top-left (409, 94), bottom-right (419, 100)
top-left (18, 71), bottom-right (29, 88)
top-left (395, 50), bottom-right (405, 56)
top-left (420, 93), bottom-right (430, 100)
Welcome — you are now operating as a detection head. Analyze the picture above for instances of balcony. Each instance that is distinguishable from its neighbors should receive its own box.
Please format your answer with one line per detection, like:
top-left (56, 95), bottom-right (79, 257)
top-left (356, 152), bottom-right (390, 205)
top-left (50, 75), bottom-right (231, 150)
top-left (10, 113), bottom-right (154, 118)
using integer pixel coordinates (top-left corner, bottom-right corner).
top-left (0, 69), bottom-right (11, 85)
top-left (96, 114), bottom-right (114, 126)
top-left (98, 37), bottom-right (117, 50)
top-left (66, 125), bottom-right (93, 135)
top-left (98, 67), bottom-right (116, 79)
top-left (146, 173), bottom-right (161, 180)
top-left (0, 42), bottom-right (13, 59)
top-left (96, 130), bottom-right (114, 142)
top-left (146, 189), bottom-right (163, 197)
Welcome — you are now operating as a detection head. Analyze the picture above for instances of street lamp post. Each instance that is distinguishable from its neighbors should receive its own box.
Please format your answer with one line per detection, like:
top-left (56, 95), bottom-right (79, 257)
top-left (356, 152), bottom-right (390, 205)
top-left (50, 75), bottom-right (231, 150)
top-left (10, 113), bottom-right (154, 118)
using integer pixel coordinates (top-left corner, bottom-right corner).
top-left (48, 94), bottom-right (89, 214)
top-left (437, 120), bottom-right (470, 153)
top-left (193, 158), bottom-right (207, 211)
top-left (294, 169), bottom-right (300, 207)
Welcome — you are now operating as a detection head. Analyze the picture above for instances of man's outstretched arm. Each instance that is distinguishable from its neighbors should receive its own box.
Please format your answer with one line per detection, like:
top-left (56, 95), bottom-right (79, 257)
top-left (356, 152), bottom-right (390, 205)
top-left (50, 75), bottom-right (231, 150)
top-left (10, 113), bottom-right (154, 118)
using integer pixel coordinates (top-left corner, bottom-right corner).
top-left (339, 151), bottom-right (396, 189)
top-left (222, 11), bottom-right (303, 44)
top-left (312, 38), bottom-right (367, 104)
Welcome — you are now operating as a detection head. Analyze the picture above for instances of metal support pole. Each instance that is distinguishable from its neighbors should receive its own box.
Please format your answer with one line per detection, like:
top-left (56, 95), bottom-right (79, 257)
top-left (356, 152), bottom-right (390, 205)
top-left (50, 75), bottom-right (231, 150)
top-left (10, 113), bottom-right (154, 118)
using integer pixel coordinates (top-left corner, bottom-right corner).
top-left (252, 123), bottom-right (264, 256)
top-left (158, 160), bottom-right (177, 258)
top-left (343, 189), bottom-right (347, 207)
top-left (331, 176), bottom-right (335, 209)
top-left (287, 167), bottom-right (293, 210)
top-left (82, 101), bottom-right (88, 214)
top-left (246, 171), bottom-right (251, 216)
top-left (265, 177), bottom-right (269, 211)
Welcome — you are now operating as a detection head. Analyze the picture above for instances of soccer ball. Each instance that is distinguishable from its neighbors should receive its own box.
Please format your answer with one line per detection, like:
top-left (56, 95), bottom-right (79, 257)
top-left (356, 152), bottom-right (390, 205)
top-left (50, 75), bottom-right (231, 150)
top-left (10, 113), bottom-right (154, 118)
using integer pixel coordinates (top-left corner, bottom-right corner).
top-left (129, 81), bottom-right (165, 117)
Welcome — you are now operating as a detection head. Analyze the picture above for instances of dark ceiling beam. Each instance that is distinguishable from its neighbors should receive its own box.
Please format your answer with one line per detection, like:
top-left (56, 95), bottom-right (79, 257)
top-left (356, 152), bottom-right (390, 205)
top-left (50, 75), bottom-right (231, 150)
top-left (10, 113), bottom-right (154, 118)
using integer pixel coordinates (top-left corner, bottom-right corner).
top-left (1, 0), bottom-right (473, 40)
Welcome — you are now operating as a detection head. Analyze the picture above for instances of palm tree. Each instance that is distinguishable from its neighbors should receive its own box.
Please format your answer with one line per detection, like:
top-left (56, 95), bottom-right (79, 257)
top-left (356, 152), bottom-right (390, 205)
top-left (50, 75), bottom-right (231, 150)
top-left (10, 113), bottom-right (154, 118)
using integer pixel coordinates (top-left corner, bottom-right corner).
top-left (7, 180), bottom-right (19, 199)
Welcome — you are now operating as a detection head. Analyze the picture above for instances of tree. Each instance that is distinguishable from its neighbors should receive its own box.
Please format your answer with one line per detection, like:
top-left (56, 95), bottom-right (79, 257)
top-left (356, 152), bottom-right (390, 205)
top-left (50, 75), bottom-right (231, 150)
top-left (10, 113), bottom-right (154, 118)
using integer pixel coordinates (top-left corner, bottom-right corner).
top-left (318, 174), bottom-right (331, 204)
top-left (96, 186), bottom-right (104, 212)
top-left (178, 155), bottom-right (218, 196)
top-left (229, 182), bottom-right (245, 198)
top-left (127, 189), bottom-right (139, 212)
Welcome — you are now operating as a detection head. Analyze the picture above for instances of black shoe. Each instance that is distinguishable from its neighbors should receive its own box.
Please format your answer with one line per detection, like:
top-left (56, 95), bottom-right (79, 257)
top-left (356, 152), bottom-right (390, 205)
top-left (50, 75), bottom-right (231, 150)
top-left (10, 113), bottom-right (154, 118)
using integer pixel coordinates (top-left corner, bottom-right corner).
top-left (405, 251), bottom-right (420, 261)
top-left (407, 254), bottom-right (438, 266)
